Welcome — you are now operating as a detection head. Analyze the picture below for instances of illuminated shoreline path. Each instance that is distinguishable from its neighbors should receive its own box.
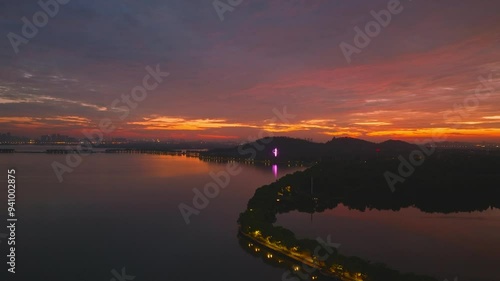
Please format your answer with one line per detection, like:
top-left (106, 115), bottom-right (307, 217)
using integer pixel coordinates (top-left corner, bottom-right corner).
top-left (237, 158), bottom-right (444, 281)
top-left (238, 150), bottom-right (368, 281)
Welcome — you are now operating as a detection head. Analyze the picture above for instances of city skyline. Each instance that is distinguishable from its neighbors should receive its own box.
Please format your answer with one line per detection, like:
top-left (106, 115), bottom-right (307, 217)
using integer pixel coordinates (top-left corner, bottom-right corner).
top-left (1, 0), bottom-right (500, 142)
top-left (2, 131), bottom-right (500, 149)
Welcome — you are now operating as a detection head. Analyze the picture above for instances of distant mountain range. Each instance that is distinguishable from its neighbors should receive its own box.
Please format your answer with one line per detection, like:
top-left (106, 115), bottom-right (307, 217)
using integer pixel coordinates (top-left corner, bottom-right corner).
top-left (200, 136), bottom-right (420, 162)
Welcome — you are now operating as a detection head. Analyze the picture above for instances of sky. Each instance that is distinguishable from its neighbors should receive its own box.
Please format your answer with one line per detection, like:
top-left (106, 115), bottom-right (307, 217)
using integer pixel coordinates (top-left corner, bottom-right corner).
top-left (1, 0), bottom-right (500, 142)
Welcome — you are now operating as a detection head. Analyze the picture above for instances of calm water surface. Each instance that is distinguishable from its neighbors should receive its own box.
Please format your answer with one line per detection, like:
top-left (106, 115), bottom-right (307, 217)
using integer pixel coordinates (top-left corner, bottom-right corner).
top-left (0, 153), bottom-right (498, 281)
top-left (277, 206), bottom-right (500, 281)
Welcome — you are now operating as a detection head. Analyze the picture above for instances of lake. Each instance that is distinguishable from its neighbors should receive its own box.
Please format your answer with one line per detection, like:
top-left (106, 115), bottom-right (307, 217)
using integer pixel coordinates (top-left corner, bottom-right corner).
top-left (0, 152), bottom-right (498, 281)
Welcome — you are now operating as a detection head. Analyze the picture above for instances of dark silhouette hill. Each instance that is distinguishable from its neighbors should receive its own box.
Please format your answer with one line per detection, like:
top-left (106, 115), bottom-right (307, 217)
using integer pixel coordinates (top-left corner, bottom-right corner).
top-left (200, 136), bottom-right (420, 162)
top-left (378, 139), bottom-right (419, 151)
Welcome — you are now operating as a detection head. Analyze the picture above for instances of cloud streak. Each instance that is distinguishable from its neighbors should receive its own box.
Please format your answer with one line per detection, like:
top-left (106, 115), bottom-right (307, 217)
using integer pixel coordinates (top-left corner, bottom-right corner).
top-left (1, 0), bottom-right (500, 141)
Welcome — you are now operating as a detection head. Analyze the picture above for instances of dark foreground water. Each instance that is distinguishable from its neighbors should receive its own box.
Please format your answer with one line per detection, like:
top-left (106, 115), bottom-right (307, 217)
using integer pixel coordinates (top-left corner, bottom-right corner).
top-left (0, 153), bottom-right (498, 281)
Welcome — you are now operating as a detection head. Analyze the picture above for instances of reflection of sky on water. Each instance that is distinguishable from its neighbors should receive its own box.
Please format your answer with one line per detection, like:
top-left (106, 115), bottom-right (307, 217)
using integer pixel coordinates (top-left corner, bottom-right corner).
top-left (276, 205), bottom-right (500, 281)
top-left (0, 153), bottom-right (305, 281)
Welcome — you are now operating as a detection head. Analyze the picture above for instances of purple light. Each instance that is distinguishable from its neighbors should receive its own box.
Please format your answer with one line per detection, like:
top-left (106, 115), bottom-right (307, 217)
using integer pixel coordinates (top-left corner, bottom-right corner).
top-left (272, 148), bottom-right (278, 157)
top-left (272, 164), bottom-right (278, 179)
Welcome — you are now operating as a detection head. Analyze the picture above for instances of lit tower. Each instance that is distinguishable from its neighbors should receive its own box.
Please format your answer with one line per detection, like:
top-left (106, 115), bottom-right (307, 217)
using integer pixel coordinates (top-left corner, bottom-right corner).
top-left (272, 148), bottom-right (278, 180)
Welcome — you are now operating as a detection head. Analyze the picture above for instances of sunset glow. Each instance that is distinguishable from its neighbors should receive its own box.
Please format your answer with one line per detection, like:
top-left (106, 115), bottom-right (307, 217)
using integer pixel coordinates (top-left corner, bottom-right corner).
top-left (1, 1), bottom-right (499, 142)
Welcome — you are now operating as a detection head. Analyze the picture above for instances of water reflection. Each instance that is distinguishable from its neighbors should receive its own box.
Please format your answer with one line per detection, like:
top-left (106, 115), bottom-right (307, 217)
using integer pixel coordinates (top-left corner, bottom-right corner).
top-left (237, 161), bottom-right (499, 281)
top-left (0, 153), bottom-right (306, 281)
